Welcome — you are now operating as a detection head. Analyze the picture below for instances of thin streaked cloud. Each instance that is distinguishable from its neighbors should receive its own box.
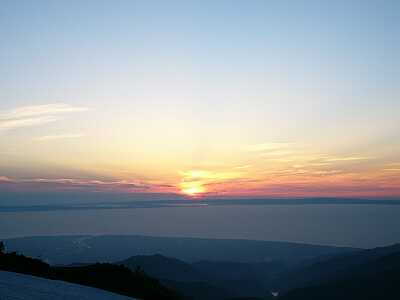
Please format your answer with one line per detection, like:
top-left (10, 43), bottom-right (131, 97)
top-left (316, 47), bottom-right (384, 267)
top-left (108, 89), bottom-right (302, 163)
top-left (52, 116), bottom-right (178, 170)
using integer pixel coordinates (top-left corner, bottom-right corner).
top-left (0, 103), bottom-right (88, 132)
top-left (243, 142), bottom-right (293, 152)
top-left (0, 116), bottom-right (59, 131)
top-left (0, 176), bottom-right (158, 192)
top-left (324, 156), bottom-right (372, 162)
top-left (34, 133), bottom-right (84, 142)
top-left (233, 165), bottom-right (252, 169)
top-left (0, 176), bottom-right (12, 182)
top-left (0, 103), bottom-right (88, 119)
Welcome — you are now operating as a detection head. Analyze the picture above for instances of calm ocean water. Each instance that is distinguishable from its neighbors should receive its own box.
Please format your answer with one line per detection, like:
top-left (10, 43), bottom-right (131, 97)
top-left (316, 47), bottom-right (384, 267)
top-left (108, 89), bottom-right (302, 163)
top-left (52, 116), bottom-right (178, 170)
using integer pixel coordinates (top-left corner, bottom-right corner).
top-left (1, 204), bottom-right (400, 248)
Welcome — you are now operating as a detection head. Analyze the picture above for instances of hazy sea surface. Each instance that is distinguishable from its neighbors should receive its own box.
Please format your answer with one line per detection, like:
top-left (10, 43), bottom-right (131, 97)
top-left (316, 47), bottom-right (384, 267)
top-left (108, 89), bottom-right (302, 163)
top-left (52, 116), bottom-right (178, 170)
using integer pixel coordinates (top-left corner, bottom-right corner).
top-left (1, 203), bottom-right (400, 248)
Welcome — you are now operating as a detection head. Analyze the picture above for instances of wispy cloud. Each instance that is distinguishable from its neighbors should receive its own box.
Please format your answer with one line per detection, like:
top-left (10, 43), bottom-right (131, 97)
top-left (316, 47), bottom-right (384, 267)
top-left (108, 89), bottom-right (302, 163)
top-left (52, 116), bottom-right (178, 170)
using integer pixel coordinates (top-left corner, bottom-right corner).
top-left (233, 164), bottom-right (252, 169)
top-left (26, 178), bottom-right (149, 189)
top-left (180, 170), bottom-right (241, 182)
top-left (384, 168), bottom-right (400, 172)
top-left (324, 156), bottom-right (371, 162)
top-left (0, 176), bottom-right (156, 192)
top-left (0, 103), bottom-right (88, 131)
top-left (0, 116), bottom-right (59, 131)
top-left (34, 133), bottom-right (84, 142)
top-left (243, 142), bottom-right (292, 152)
top-left (0, 104), bottom-right (88, 119)
top-left (0, 176), bottom-right (12, 182)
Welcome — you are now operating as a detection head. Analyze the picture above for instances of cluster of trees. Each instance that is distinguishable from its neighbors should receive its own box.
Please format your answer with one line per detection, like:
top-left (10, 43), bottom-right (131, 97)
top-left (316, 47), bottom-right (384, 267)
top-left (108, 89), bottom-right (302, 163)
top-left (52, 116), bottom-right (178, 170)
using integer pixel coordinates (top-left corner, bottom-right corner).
top-left (0, 241), bottom-right (4, 254)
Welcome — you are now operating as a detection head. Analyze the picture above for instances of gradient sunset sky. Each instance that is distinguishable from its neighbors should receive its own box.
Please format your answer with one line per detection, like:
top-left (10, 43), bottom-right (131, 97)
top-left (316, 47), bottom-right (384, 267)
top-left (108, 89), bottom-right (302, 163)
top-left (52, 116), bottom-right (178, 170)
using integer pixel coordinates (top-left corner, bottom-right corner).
top-left (1, 0), bottom-right (399, 199)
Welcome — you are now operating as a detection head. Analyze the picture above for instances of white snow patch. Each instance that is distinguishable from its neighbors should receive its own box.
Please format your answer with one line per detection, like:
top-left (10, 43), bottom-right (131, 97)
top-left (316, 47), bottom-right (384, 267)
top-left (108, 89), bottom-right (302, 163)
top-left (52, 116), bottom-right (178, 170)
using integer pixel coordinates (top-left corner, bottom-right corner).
top-left (0, 270), bottom-right (138, 300)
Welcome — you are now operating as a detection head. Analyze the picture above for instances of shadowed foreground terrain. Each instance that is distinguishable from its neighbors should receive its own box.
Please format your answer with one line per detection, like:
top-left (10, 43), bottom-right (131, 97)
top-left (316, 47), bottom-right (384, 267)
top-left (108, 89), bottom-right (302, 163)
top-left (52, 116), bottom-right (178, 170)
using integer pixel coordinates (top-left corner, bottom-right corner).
top-left (0, 251), bottom-right (181, 300)
top-left (1, 238), bottom-right (400, 299)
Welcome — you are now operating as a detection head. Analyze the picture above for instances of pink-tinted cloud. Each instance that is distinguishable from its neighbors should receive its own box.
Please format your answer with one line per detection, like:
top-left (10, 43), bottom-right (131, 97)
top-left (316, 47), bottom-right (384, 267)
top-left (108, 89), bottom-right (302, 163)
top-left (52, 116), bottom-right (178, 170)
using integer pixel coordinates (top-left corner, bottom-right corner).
top-left (0, 176), bottom-right (175, 193)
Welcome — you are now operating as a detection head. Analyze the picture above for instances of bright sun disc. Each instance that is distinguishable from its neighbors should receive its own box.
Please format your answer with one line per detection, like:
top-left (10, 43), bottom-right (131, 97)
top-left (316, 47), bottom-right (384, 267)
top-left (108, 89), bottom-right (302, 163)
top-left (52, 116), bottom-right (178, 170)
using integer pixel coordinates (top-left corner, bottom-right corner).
top-left (182, 186), bottom-right (205, 196)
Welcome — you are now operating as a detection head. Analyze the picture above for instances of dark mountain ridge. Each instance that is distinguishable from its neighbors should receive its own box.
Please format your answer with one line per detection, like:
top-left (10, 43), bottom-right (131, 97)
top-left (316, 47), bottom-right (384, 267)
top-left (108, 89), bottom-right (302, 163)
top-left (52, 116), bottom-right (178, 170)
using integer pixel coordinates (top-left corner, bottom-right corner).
top-left (275, 243), bottom-right (400, 291)
top-left (277, 243), bottom-right (400, 299)
top-left (4, 235), bottom-right (359, 265)
top-left (117, 254), bottom-right (206, 282)
top-left (118, 254), bottom-right (286, 299)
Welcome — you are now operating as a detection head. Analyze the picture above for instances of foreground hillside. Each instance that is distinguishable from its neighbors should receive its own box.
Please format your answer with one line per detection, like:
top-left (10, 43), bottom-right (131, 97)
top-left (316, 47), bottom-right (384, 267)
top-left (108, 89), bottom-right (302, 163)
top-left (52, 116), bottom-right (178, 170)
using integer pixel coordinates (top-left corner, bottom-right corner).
top-left (0, 251), bottom-right (182, 300)
top-left (0, 270), bottom-right (137, 300)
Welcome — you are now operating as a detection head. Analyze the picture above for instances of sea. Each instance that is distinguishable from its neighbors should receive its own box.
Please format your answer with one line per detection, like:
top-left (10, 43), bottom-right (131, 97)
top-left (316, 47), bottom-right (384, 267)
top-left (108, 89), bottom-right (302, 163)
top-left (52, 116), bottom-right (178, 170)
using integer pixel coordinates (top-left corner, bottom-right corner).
top-left (1, 199), bottom-right (400, 248)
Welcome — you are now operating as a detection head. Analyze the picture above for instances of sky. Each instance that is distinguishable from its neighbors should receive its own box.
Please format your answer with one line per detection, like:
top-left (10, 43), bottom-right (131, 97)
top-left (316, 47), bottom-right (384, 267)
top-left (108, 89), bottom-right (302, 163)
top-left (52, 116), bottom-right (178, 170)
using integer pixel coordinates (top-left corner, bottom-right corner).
top-left (0, 0), bottom-right (399, 200)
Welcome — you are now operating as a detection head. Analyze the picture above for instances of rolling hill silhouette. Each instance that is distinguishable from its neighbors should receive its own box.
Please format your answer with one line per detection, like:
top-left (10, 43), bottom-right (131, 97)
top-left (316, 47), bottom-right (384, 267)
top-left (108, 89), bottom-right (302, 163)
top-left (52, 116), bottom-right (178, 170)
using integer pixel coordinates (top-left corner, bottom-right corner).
top-left (279, 244), bottom-right (400, 299)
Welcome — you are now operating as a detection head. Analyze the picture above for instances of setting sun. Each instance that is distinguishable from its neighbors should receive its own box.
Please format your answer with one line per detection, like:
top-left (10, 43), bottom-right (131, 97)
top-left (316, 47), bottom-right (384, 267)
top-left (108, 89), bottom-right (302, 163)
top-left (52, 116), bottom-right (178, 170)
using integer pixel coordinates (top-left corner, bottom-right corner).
top-left (181, 185), bottom-right (205, 197)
